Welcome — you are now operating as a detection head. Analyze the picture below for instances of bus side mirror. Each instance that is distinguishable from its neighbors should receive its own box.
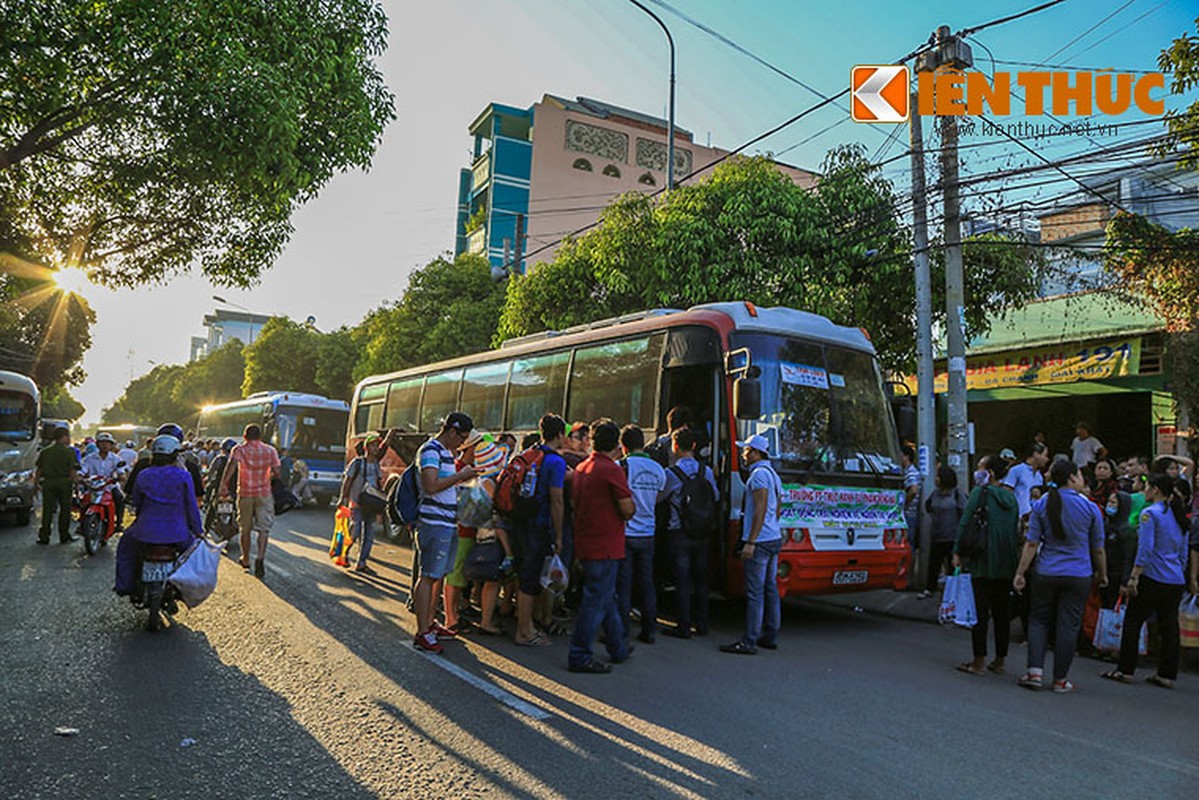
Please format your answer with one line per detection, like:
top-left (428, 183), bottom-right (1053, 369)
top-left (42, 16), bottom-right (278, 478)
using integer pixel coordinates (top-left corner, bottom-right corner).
top-left (734, 376), bottom-right (761, 420)
top-left (892, 398), bottom-right (916, 441)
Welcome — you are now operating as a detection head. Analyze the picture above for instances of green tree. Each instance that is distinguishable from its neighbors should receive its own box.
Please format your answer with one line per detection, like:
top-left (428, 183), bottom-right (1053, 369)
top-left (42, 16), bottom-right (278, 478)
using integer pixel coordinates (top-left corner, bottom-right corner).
top-left (170, 339), bottom-right (246, 410)
top-left (40, 384), bottom-right (85, 420)
top-left (1, 0), bottom-right (394, 288)
top-left (1158, 16), bottom-right (1199, 169)
top-left (242, 317), bottom-right (320, 396)
top-left (102, 363), bottom-right (189, 425)
top-left (315, 328), bottom-right (361, 401)
top-left (356, 253), bottom-right (507, 379)
top-left (498, 151), bottom-right (1040, 371)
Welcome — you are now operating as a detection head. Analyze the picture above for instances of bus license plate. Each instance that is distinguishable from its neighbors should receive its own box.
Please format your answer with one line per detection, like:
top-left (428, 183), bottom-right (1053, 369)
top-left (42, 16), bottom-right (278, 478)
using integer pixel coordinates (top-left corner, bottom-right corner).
top-left (832, 569), bottom-right (868, 586)
top-left (141, 562), bottom-right (173, 582)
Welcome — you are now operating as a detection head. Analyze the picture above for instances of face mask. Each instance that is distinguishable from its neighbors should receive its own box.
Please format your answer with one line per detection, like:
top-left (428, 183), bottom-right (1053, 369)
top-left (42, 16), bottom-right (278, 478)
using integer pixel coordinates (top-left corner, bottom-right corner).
top-left (973, 470), bottom-right (990, 486)
top-left (1105, 498), bottom-right (1119, 516)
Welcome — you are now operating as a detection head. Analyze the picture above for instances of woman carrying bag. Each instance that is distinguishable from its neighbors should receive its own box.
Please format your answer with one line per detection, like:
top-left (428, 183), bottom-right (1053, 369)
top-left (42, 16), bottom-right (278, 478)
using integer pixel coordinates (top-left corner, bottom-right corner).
top-left (953, 454), bottom-right (1020, 676)
top-left (1101, 474), bottom-right (1191, 688)
top-left (1014, 460), bottom-right (1107, 693)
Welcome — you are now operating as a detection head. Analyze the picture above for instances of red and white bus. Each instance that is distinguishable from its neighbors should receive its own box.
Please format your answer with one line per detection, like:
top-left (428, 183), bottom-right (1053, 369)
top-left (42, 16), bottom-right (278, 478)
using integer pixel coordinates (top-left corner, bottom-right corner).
top-left (347, 302), bottom-right (910, 596)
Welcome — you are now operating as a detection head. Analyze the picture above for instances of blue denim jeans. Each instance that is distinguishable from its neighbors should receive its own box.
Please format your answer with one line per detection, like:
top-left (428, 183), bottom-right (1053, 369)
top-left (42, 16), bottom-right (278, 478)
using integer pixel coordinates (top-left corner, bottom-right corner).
top-left (742, 538), bottom-right (781, 646)
top-left (352, 506), bottom-right (375, 569)
top-left (569, 559), bottom-right (628, 668)
top-left (668, 529), bottom-right (709, 631)
top-left (617, 536), bottom-right (657, 639)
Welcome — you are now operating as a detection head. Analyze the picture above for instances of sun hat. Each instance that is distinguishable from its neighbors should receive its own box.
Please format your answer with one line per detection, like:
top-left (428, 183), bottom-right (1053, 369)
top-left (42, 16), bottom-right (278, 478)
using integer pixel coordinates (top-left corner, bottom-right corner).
top-left (736, 434), bottom-right (771, 456)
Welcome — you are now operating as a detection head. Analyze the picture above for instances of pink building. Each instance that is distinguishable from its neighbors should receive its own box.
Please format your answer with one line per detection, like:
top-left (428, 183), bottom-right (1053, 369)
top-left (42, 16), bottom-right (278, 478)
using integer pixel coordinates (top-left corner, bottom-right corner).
top-left (455, 94), bottom-right (818, 274)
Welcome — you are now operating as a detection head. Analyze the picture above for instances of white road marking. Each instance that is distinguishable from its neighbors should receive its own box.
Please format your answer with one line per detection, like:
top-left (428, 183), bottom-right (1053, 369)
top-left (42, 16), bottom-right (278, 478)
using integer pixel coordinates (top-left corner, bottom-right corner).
top-left (417, 651), bottom-right (553, 721)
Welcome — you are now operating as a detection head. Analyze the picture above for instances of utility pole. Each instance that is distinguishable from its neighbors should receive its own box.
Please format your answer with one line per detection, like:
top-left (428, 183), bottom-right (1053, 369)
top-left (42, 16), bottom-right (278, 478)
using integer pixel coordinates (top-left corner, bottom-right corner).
top-left (909, 89), bottom-right (936, 586)
top-left (514, 213), bottom-right (526, 275)
top-left (919, 25), bottom-right (973, 489)
top-left (628, 0), bottom-right (675, 191)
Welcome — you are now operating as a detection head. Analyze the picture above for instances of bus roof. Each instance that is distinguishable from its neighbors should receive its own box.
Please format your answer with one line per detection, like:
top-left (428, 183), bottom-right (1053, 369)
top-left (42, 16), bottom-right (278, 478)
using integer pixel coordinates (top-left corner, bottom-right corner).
top-left (354, 302), bottom-right (876, 394)
top-left (203, 393), bottom-right (350, 413)
top-left (0, 370), bottom-right (39, 401)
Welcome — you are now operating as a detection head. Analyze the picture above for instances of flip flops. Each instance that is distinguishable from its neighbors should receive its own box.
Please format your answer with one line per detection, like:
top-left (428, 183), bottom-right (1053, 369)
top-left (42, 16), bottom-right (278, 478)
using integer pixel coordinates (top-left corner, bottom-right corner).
top-left (956, 662), bottom-right (985, 676)
top-left (1099, 669), bottom-right (1134, 684)
top-left (1146, 674), bottom-right (1175, 689)
top-left (515, 633), bottom-right (551, 647)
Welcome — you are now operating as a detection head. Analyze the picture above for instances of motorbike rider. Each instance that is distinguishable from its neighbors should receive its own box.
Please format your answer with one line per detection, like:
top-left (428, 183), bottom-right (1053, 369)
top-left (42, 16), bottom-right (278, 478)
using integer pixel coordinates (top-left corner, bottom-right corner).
top-left (78, 432), bottom-right (128, 532)
top-left (114, 435), bottom-right (202, 597)
top-left (203, 438), bottom-right (238, 531)
top-left (126, 423), bottom-right (204, 498)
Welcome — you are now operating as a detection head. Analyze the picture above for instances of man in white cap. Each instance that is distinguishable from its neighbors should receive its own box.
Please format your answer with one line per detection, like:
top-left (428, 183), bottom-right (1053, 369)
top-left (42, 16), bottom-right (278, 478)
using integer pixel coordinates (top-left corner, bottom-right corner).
top-left (80, 432), bottom-right (128, 531)
top-left (721, 434), bottom-right (783, 655)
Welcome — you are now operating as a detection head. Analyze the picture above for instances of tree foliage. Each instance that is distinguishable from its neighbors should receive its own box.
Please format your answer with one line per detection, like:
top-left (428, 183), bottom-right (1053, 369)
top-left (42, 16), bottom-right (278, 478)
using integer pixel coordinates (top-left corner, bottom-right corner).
top-left (498, 151), bottom-right (1041, 371)
top-left (356, 253), bottom-right (507, 379)
top-left (0, 259), bottom-right (95, 412)
top-left (1158, 16), bottom-right (1199, 169)
top-left (241, 317), bottom-right (320, 397)
top-left (315, 328), bottom-right (360, 401)
top-left (0, 0), bottom-right (395, 287)
top-left (102, 363), bottom-right (189, 425)
top-left (169, 339), bottom-right (246, 410)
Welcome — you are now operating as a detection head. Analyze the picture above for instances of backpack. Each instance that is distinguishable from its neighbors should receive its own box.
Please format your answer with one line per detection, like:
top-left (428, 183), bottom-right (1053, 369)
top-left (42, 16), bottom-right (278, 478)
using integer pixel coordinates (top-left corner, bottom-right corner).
top-left (494, 447), bottom-right (546, 521)
top-left (670, 464), bottom-right (716, 539)
top-left (958, 486), bottom-right (990, 558)
top-left (388, 461), bottom-right (421, 525)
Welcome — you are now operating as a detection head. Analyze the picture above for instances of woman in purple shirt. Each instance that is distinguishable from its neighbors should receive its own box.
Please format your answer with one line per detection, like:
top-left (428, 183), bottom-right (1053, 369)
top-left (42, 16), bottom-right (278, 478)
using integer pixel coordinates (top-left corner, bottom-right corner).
top-left (114, 436), bottom-right (202, 596)
top-left (1013, 460), bottom-right (1107, 693)
top-left (1101, 474), bottom-right (1191, 688)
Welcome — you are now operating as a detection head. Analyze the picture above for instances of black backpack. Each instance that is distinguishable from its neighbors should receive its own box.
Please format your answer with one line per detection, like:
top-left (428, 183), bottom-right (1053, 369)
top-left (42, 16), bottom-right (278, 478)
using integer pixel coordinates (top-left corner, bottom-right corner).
top-left (958, 486), bottom-right (990, 558)
top-left (670, 464), bottom-right (717, 539)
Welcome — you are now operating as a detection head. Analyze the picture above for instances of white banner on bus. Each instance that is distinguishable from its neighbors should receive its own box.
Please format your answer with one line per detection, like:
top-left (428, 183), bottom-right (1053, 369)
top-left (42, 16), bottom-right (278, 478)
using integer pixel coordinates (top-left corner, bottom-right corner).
top-left (780, 362), bottom-right (829, 390)
top-left (780, 485), bottom-right (905, 529)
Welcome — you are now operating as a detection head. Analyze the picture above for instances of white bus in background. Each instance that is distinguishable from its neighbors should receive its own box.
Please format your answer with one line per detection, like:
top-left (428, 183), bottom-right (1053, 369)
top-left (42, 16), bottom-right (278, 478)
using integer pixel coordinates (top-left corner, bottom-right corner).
top-left (196, 392), bottom-right (350, 505)
top-left (0, 370), bottom-right (40, 526)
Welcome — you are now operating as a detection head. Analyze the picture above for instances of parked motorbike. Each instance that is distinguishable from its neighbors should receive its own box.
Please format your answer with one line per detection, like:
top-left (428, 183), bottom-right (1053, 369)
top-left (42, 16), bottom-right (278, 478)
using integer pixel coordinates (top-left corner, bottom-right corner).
top-left (79, 475), bottom-right (119, 556)
top-left (135, 543), bottom-right (184, 632)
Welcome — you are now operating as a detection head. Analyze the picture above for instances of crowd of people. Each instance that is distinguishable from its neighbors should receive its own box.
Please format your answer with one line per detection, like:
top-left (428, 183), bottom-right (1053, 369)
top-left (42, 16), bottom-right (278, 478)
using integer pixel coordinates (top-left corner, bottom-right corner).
top-left (333, 406), bottom-right (775, 673)
top-left (914, 421), bottom-right (1199, 693)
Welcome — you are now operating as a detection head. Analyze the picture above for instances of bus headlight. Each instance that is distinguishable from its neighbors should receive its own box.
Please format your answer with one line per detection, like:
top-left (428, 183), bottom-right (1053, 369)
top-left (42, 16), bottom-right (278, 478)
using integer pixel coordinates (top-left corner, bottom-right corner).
top-left (791, 528), bottom-right (806, 544)
top-left (777, 560), bottom-right (791, 580)
top-left (1, 470), bottom-right (33, 487)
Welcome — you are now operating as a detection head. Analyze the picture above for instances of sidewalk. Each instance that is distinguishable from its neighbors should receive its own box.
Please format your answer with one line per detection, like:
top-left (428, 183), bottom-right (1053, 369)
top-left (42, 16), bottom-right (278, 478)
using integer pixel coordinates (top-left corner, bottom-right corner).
top-left (807, 588), bottom-right (941, 624)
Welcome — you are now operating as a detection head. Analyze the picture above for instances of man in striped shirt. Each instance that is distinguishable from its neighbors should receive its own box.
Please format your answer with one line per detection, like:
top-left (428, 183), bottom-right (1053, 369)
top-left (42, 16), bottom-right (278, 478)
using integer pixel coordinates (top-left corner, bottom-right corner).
top-left (413, 412), bottom-right (479, 653)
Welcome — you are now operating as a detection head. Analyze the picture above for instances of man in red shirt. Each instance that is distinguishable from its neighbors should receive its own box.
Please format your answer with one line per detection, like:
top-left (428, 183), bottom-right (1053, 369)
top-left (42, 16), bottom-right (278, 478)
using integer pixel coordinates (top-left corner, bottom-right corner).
top-left (568, 419), bottom-right (635, 673)
top-left (220, 424), bottom-right (281, 579)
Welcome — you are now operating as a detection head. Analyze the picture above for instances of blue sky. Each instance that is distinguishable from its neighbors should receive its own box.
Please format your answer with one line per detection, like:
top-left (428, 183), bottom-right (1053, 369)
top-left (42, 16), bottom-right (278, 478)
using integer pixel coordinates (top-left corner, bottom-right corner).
top-left (74, 0), bottom-right (1197, 421)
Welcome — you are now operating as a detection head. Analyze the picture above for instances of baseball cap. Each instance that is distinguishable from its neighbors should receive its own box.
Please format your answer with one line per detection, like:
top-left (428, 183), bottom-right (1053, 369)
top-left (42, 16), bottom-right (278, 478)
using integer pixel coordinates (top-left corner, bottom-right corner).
top-left (96, 432), bottom-right (115, 444)
top-left (568, 422), bottom-right (589, 438)
top-left (736, 434), bottom-right (771, 456)
top-left (999, 447), bottom-right (1016, 461)
top-left (443, 412), bottom-right (474, 435)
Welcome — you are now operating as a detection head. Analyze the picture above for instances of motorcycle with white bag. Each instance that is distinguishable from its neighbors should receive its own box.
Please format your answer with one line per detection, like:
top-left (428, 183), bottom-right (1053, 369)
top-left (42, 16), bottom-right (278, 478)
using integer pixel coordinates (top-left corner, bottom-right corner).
top-left (135, 537), bottom-right (221, 631)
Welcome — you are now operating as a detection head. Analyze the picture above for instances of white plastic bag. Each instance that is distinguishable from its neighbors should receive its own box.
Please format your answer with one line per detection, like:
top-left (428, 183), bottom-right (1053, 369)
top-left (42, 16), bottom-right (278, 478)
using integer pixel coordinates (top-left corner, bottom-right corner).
top-left (169, 538), bottom-right (221, 608)
top-left (1180, 593), bottom-right (1199, 648)
top-left (938, 570), bottom-right (977, 628)
top-left (540, 552), bottom-right (567, 592)
top-left (1093, 597), bottom-right (1147, 655)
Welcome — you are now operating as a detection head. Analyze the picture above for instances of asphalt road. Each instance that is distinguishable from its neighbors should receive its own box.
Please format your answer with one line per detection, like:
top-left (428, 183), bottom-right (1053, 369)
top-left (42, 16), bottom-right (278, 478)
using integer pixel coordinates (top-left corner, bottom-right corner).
top-left (1, 506), bottom-right (1195, 799)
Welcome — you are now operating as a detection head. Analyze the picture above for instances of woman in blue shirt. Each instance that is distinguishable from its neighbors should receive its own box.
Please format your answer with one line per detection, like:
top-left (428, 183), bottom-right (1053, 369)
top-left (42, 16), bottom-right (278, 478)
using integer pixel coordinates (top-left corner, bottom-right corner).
top-left (1013, 460), bottom-right (1107, 693)
top-left (1101, 474), bottom-right (1191, 688)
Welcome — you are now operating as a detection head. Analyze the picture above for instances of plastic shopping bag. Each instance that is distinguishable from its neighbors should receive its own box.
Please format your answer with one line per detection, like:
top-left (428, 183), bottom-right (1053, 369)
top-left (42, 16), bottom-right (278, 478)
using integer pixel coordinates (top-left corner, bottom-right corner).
top-left (938, 570), bottom-right (977, 628)
top-left (1180, 593), bottom-right (1199, 649)
top-left (1093, 597), bottom-right (1148, 655)
top-left (540, 552), bottom-right (567, 593)
top-left (329, 505), bottom-right (353, 567)
top-left (169, 538), bottom-right (221, 608)
top-left (456, 481), bottom-right (494, 528)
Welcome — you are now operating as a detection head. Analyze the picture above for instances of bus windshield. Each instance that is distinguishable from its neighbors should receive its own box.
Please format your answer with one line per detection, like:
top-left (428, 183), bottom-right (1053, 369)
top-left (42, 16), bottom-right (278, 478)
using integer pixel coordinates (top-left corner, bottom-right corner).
top-left (0, 390), bottom-right (37, 441)
top-left (732, 333), bottom-right (901, 477)
top-left (274, 406), bottom-right (348, 459)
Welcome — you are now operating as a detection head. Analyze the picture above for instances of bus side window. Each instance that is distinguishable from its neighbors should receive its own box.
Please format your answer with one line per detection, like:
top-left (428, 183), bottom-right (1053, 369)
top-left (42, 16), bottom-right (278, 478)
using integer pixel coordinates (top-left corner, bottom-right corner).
top-left (507, 352), bottom-right (570, 431)
top-left (384, 377), bottom-right (423, 433)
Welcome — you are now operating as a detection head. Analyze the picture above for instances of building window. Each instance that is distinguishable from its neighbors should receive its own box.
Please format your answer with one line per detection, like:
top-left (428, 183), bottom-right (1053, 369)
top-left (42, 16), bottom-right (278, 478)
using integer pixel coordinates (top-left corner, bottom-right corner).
top-left (572, 157), bottom-right (593, 172)
top-left (638, 172), bottom-right (656, 186)
top-left (602, 164), bottom-right (621, 178)
top-left (565, 120), bottom-right (628, 162)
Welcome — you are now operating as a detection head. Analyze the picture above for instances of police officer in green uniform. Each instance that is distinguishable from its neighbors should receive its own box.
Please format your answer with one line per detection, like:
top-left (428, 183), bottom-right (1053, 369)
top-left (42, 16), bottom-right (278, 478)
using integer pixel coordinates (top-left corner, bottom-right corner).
top-left (33, 427), bottom-right (79, 544)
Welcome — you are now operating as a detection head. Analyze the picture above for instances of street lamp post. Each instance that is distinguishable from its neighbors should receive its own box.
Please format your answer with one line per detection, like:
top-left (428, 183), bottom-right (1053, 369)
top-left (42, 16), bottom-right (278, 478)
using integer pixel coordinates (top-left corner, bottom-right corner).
top-left (627, 0), bottom-right (675, 192)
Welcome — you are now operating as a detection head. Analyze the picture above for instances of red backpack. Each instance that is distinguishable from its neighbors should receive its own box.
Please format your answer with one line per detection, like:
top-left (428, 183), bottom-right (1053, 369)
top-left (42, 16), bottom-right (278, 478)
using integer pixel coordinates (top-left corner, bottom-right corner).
top-left (494, 447), bottom-right (546, 521)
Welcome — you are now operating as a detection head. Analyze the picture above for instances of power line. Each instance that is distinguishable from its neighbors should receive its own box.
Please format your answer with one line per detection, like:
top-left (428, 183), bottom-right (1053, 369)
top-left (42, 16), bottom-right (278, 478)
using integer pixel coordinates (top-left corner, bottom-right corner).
top-left (1063, 0), bottom-right (1170, 62)
top-left (1038, 0), bottom-right (1134, 66)
top-left (957, 0), bottom-right (1067, 36)
top-left (990, 58), bottom-right (1159, 75)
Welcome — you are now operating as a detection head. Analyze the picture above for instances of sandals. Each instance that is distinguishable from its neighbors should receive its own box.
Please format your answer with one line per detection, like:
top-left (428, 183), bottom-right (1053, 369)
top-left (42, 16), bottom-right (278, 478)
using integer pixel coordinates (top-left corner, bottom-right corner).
top-left (956, 662), bottom-right (986, 676)
top-left (541, 621), bottom-right (570, 637)
top-left (1100, 669), bottom-right (1134, 684)
top-left (1018, 673), bottom-right (1043, 690)
top-left (1052, 680), bottom-right (1075, 694)
top-left (515, 633), bottom-right (551, 647)
top-left (986, 661), bottom-right (1006, 675)
top-left (475, 624), bottom-right (506, 637)
top-left (1146, 674), bottom-right (1175, 689)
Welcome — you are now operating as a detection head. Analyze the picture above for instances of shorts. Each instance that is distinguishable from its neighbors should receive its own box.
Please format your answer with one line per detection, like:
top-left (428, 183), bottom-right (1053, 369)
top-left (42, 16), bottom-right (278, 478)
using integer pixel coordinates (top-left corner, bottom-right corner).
top-left (446, 536), bottom-right (476, 589)
top-left (416, 521), bottom-right (458, 581)
top-left (237, 495), bottom-right (275, 535)
top-left (517, 523), bottom-right (551, 596)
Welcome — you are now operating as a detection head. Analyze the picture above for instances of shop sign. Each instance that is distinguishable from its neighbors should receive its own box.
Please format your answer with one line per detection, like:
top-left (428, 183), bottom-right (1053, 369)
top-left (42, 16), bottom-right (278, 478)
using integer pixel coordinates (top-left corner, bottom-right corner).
top-left (906, 338), bottom-right (1141, 393)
